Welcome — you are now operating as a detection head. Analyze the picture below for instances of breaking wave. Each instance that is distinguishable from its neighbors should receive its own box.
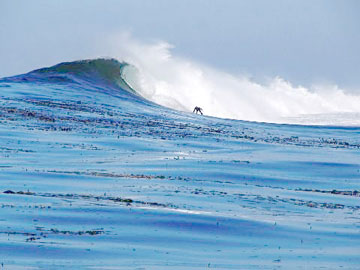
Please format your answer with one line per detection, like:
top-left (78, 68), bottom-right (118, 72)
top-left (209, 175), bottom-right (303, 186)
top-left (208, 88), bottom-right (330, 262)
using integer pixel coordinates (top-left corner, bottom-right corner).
top-left (3, 41), bottom-right (360, 126)
top-left (123, 58), bottom-right (360, 125)
top-left (115, 45), bottom-right (360, 125)
top-left (91, 35), bottom-right (359, 126)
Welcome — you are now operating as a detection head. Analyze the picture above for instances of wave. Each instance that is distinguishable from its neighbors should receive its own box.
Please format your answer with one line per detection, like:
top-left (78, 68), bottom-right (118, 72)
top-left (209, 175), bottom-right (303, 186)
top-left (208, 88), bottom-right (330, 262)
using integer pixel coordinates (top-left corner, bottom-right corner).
top-left (2, 52), bottom-right (360, 126)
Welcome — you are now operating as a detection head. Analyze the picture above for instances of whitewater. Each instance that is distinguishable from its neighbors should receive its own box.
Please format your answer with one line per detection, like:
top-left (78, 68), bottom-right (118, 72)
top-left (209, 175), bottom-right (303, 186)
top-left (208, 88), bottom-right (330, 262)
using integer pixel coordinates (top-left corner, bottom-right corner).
top-left (104, 37), bottom-right (360, 126)
top-left (0, 58), bottom-right (359, 269)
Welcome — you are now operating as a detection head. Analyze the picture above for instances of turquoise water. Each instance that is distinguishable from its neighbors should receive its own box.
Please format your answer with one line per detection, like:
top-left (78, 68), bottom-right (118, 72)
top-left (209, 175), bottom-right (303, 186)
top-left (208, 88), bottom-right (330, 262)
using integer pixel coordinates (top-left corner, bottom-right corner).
top-left (0, 59), bottom-right (359, 269)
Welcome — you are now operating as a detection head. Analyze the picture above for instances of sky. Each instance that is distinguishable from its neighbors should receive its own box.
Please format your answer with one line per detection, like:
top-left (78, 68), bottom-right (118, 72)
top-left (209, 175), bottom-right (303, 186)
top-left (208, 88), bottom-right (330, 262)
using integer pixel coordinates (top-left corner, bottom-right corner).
top-left (1, 0), bottom-right (360, 90)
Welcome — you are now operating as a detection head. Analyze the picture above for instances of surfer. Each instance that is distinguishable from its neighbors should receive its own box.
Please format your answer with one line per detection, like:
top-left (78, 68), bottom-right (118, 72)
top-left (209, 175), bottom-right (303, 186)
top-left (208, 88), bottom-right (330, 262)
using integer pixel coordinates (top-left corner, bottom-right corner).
top-left (193, 106), bottom-right (203, 115)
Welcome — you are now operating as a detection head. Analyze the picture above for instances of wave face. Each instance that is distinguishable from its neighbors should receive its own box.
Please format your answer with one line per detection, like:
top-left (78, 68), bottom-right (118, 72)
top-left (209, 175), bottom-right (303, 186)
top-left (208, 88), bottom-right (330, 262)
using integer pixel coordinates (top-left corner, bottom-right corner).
top-left (34, 58), bottom-right (126, 85)
top-left (2, 58), bottom-right (137, 96)
top-left (105, 38), bottom-right (360, 126)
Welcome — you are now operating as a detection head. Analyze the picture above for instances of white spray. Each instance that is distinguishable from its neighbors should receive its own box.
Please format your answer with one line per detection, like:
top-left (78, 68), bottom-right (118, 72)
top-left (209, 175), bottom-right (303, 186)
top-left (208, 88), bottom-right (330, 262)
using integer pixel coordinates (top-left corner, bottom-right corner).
top-left (106, 34), bottom-right (360, 125)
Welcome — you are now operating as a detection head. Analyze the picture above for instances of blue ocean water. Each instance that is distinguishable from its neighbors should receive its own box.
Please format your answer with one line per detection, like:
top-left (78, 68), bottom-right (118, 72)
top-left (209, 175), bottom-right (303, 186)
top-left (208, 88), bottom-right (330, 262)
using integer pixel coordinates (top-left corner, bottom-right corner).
top-left (0, 59), bottom-right (359, 269)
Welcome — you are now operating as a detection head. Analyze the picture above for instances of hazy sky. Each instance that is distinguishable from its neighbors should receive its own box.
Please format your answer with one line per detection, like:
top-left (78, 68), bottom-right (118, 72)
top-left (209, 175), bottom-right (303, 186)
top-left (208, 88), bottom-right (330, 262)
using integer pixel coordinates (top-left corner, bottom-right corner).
top-left (1, 0), bottom-right (359, 89)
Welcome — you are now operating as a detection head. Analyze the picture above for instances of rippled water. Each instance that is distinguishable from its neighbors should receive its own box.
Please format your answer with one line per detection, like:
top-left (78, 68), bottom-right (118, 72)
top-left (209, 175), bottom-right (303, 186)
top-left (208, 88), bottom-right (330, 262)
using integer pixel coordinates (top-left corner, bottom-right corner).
top-left (0, 64), bottom-right (359, 269)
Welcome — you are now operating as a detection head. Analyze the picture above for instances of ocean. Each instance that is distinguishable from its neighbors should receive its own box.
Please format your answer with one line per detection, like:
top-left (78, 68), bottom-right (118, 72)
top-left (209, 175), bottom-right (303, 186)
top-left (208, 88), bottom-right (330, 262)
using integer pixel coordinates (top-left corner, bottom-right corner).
top-left (0, 59), bottom-right (359, 269)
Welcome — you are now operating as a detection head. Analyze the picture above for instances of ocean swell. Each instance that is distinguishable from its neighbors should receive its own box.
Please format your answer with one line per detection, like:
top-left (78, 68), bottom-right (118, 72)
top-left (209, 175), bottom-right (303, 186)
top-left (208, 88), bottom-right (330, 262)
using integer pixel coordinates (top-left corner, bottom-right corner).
top-left (2, 55), bottom-right (360, 126)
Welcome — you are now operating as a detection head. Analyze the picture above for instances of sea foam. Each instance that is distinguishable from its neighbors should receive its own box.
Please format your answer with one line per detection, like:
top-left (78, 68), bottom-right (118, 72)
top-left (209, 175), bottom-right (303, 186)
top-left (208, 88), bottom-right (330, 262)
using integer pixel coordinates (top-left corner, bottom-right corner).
top-left (108, 34), bottom-right (360, 126)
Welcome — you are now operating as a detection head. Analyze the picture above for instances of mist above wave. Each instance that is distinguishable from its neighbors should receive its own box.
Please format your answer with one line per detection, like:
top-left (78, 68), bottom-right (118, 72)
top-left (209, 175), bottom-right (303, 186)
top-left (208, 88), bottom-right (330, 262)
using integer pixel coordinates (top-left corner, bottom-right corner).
top-left (105, 34), bottom-right (360, 126)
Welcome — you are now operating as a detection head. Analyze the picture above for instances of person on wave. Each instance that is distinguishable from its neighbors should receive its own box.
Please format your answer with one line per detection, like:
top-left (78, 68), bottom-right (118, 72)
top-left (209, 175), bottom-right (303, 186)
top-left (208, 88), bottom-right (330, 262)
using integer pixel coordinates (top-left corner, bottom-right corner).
top-left (193, 106), bottom-right (203, 115)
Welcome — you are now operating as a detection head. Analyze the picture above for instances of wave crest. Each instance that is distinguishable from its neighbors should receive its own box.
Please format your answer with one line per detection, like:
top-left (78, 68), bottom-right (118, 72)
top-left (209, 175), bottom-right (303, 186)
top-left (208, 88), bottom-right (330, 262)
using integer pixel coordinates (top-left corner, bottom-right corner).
top-left (34, 58), bottom-right (134, 90)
